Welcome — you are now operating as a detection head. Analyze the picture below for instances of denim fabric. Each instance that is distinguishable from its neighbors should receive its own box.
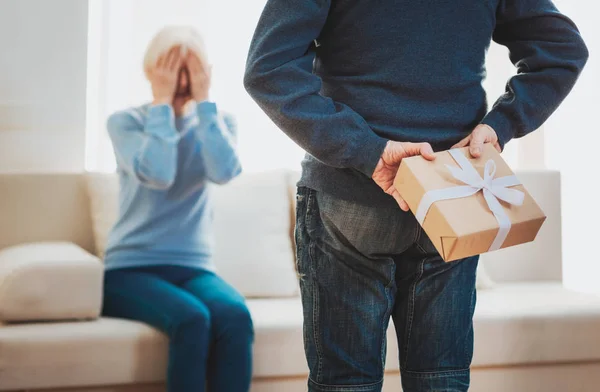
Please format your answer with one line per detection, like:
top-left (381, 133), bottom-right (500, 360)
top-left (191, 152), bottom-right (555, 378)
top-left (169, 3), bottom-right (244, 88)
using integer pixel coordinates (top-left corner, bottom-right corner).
top-left (295, 187), bottom-right (478, 392)
top-left (102, 265), bottom-right (253, 392)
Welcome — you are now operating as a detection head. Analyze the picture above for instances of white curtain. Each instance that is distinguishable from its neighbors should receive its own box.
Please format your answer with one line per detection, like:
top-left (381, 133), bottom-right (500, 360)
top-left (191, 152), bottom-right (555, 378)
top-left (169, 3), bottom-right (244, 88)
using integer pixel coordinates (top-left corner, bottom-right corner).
top-left (86, 0), bottom-right (304, 173)
top-left (85, 0), bottom-right (531, 174)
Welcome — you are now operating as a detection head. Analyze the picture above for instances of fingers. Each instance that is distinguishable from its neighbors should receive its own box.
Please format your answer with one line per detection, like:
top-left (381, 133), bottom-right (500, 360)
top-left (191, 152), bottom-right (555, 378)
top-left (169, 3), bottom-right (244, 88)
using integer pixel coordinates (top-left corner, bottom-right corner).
top-left (163, 48), bottom-right (175, 70)
top-left (470, 124), bottom-right (499, 157)
top-left (156, 54), bottom-right (166, 69)
top-left (419, 142), bottom-right (436, 161)
top-left (185, 49), bottom-right (196, 73)
top-left (159, 47), bottom-right (182, 72)
top-left (493, 142), bottom-right (502, 153)
top-left (452, 135), bottom-right (471, 149)
top-left (469, 126), bottom-right (488, 158)
top-left (390, 189), bottom-right (410, 212)
top-left (168, 46), bottom-right (181, 71)
top-left (187, 51), bottom-right (201, 73)
top-left (399, 142), bottom-right (422, 157)
top-left (398, 199), bottom-right (409, 212)
top-left (188, 51), bottom-right (210, 79)
top-left (400, 142), bottom-right (435, 160)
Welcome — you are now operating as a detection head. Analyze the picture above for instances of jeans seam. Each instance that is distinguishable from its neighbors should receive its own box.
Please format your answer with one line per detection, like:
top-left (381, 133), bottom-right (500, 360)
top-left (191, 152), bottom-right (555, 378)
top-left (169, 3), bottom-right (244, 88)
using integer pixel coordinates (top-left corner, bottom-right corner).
top-left (412, 219), bottom-right (422, 247)
top-left (402, 257), bottom-right (426, 369)
top-left (415, 241), bottom-right (427, 255)
top-left (380, 263), bottom-right (395, 375)
top-left (308, 377), bottom-right (383, 391)
top-left (465, 279), bottom-right (477, 365)
top-left (309, 239), bottom-right (324, 381)
top-left (402, 367), bottom-right (470, 378)
top-left (295, 190), bottom-right (306, 279)
top-left (415, 225), bottom-right (430, 255)
top-left (305, 189), bottom-right (324, 381)
top-left (305, 188), bottom-right (316, 234)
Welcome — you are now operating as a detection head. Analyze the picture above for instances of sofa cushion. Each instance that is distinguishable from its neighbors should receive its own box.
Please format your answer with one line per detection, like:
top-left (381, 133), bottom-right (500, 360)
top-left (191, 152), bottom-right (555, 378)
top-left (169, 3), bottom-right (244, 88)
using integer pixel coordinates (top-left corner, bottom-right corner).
top-left (0, 242), bottom-right (103, 322)
top-left (0, 318), bottom-right (168, 390)
top-left (211, 170), bottom-right (299, 298)
top-left (86, 171), bottom-right (299, 298)
top-left (2, 282), bottom-right (599, 389)
top-left (472, 282), bottom-right (600, 367)
top-left (248, 283), bottom-right (600, 373)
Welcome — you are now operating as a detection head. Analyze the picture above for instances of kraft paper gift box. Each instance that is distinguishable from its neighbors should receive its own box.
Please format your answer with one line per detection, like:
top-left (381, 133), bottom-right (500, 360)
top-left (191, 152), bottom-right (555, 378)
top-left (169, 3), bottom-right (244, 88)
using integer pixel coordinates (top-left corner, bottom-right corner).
top-left (393, 144), bottom-right (546, 262)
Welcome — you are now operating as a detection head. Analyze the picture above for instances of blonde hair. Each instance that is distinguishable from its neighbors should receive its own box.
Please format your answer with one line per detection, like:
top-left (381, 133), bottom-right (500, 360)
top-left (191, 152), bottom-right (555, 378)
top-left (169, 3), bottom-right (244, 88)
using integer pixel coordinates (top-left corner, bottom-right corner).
top-left (143, 25), bottom-right (208, 71)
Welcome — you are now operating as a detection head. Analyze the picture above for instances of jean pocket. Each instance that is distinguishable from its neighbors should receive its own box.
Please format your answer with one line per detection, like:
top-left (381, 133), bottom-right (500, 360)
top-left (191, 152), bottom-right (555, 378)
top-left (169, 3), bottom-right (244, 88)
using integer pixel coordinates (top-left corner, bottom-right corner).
top-left (316, 191), bottom-right (418, 257)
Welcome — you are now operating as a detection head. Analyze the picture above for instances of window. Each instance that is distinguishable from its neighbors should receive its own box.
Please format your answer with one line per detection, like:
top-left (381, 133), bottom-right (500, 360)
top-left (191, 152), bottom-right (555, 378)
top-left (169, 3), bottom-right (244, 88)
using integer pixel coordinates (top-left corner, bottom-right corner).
top-left (85, 0), bottom-right (532, 174)
top-left (86, 0), bottom-right (304, 173)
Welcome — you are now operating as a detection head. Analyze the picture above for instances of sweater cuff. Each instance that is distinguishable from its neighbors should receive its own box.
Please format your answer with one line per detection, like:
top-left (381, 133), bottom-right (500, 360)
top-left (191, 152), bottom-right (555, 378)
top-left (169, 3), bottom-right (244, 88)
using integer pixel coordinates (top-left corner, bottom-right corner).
top-left (145, 104), bottom-right (179, 141)
top-left (194, 101), bottom-right (223, 142)
top-left (481, 110), bottom-right (515, 150)
top-left (196, 101), bottom-right (218, 117)
top-left (351, 136), bottom-right (389, 178)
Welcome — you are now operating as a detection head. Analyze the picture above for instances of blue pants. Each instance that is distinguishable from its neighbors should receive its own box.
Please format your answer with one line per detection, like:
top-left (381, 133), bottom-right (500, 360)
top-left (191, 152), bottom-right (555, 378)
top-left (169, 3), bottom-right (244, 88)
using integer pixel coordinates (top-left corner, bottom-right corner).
top-left (295, 187), bottom-right (478, 392)
top-left (102, 265), bottom-right (254, 392)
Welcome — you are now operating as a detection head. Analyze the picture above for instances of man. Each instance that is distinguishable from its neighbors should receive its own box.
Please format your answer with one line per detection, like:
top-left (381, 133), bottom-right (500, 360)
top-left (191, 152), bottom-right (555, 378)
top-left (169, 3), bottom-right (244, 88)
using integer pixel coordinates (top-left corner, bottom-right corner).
top-left (244, 1), bottom-right (587, 391)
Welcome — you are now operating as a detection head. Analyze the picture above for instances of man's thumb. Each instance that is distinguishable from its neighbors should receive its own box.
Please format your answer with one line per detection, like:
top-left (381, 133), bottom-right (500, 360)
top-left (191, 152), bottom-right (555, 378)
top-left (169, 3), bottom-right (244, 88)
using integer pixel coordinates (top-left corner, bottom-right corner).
top-left (469, 127), bottom-right (488, 157)
top-left (420, 143), bottom-right (435, 160)
top-left (400, 142), bottom-right (434, 158)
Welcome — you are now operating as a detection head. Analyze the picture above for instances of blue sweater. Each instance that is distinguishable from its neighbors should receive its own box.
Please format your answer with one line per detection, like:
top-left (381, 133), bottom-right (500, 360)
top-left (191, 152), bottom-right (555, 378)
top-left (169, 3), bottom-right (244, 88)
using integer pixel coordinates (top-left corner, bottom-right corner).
top-left (103, 102), bottom-right (241, 271)
top-left (244, 0), bottom-right (588, 206)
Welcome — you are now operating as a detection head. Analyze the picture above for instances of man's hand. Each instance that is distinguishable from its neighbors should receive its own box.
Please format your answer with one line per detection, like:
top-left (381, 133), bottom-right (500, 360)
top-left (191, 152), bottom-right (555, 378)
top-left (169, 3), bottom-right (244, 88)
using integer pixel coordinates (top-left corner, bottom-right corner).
top-left (452, 124), bottom-right (501, 157)
top-left (372, 141), bottom-right (435, 211)
top-left (188, 51), bottom-right (212, 102)
top-left (148, 47), bottom-right (182, 106)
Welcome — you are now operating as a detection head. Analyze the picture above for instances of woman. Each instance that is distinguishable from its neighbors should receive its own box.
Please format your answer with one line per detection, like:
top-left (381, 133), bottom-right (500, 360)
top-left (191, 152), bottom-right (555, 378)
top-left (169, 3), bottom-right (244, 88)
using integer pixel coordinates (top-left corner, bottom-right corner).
top-left (102, 26), bottom-right (253, 392)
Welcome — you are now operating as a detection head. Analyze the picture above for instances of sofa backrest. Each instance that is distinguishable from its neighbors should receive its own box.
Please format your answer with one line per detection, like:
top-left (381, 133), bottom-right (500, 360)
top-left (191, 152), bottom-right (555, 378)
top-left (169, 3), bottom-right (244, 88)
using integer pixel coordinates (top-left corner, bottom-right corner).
top-left (0, 174), bottom-right (95, 253)
top-left (0, 169), bottom-right (562, 285)
top-left (0, 171), bottom-right (300, 299)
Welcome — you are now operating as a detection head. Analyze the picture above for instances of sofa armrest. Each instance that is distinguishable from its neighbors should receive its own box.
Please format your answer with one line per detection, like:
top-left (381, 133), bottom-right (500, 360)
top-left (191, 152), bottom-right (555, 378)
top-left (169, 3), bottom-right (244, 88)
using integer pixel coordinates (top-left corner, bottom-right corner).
top-left (0, 242), bottom-right (103, 322)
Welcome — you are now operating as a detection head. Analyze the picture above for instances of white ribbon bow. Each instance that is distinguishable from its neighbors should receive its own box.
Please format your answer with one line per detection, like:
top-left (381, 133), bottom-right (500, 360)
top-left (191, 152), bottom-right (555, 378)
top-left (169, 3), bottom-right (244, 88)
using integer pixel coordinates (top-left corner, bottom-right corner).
top-left (415, 149), bottom-right (525, 252)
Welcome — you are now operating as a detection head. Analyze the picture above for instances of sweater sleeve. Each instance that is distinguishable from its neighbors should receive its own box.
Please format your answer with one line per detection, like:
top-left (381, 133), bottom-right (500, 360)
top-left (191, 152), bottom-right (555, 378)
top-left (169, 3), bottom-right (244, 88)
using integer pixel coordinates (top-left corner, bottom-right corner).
top-left (195, 102), bottom-right (242, 185)
top-left (243, 0), bottom-right (388, 178)
top-left (107, 104), bottom-right (181, 190)
top-left (482, 0), bottom-right (589, 147)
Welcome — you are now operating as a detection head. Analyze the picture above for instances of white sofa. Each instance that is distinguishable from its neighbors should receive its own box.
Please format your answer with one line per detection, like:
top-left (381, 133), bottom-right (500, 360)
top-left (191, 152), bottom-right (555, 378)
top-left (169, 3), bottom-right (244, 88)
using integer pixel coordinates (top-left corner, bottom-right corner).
top-left (1, 170), bottom-right (600, 392)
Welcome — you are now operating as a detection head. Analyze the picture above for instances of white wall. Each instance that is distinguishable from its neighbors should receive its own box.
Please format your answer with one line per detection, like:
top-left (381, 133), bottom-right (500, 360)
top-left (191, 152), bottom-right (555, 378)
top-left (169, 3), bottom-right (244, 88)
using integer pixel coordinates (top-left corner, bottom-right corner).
top-left (0, 0), bottom-right (88, 173)
top-left (545, 0), bottom-right (600, 294)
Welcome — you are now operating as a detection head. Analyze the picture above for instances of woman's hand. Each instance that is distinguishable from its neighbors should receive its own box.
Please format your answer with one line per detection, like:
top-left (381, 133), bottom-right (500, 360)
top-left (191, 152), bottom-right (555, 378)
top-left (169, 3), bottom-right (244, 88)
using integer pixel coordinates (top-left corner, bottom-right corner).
top-left (188, 51), bottom-right (212, 102)
top-left (148, 47), bottom-right (182, 105)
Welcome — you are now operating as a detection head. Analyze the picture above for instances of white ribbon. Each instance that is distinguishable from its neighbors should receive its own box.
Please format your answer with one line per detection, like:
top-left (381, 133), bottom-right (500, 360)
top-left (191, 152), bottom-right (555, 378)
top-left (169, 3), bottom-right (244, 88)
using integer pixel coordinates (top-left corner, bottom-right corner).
top-left (415, 149), bottom-right (525, 252)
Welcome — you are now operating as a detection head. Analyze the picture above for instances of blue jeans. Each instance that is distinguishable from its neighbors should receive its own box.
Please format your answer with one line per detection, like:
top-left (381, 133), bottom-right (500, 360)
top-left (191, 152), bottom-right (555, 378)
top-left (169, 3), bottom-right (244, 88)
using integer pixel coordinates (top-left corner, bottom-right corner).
top-left (102, 265), bottom-right (254, 392)
top-left (295, 187), bottom-right (478, 392)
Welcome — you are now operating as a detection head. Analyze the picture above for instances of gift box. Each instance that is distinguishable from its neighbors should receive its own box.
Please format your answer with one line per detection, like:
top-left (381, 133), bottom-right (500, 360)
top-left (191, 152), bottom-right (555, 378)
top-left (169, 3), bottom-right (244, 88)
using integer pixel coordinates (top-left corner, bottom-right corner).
top-left (393, 144), bottom-right (546, 262)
